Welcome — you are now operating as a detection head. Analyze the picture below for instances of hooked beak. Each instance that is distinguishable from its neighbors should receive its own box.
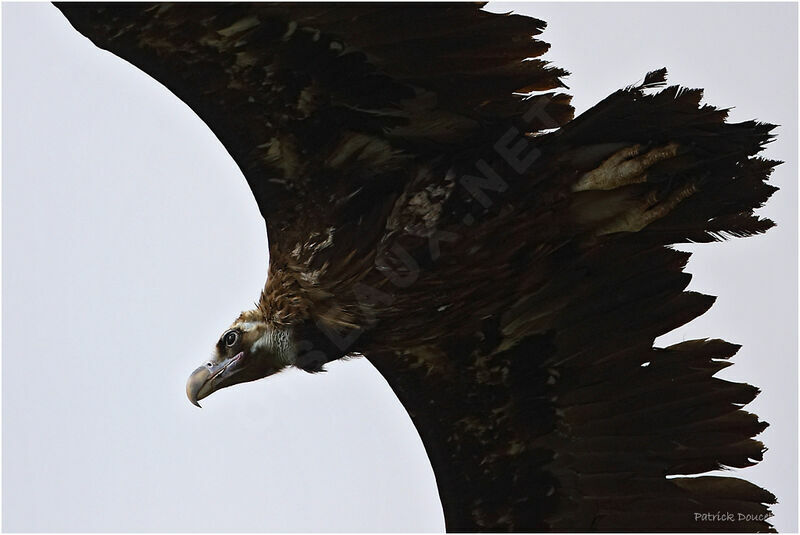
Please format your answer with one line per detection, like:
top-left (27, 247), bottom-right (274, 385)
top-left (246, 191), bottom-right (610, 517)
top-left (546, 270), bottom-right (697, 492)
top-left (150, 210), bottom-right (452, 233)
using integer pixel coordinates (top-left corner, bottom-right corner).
top-left (186, 352), bottom-right (245, 407)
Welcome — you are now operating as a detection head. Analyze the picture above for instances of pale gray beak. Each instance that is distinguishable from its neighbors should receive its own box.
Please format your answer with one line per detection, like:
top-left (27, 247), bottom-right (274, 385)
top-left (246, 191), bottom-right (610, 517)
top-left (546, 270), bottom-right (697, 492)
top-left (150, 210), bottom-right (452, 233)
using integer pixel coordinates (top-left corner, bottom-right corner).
top-left (186, 365), bottom-right (212, 407)
top-left (185, 352), bottom-right (245, 407)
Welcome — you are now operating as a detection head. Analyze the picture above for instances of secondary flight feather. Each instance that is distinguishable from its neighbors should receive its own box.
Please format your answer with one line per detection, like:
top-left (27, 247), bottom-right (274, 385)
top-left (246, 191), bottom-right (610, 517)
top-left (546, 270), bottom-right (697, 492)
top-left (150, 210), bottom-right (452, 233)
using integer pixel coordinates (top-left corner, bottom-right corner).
top-left (57, 3), bottom-right (779, 531)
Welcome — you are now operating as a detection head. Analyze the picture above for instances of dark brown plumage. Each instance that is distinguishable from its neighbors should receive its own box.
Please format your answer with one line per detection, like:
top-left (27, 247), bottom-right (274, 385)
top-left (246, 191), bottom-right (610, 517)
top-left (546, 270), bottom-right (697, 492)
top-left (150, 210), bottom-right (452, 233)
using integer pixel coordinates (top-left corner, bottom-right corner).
top-left (57, 3), bottom-right (778, 531)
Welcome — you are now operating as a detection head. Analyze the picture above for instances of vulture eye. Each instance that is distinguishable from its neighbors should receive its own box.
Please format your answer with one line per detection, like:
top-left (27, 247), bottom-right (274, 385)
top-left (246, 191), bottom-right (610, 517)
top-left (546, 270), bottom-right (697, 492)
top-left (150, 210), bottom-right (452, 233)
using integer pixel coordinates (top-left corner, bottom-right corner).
top-left (223, 331), bottom-right (238, 347)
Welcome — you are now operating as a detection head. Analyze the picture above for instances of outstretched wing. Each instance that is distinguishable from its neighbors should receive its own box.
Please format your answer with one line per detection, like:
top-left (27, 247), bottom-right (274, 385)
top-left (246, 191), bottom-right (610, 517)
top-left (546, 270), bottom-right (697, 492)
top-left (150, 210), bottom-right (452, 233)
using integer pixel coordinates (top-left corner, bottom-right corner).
top-left (56, 6), bottom-right (569, 247)
top-left (57, 4), bottom-right (778, 532)
top-left (56, 2), bottom-right (574, 331)
top-left (365, 72), bottom-right (778, 531)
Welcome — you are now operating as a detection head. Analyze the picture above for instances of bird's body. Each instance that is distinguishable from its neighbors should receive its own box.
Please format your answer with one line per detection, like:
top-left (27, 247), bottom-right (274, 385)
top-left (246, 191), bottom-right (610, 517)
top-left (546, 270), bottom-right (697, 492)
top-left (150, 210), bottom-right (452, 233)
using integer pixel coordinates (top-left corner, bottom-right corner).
top-left (57, 4), bottom-right (779, 531)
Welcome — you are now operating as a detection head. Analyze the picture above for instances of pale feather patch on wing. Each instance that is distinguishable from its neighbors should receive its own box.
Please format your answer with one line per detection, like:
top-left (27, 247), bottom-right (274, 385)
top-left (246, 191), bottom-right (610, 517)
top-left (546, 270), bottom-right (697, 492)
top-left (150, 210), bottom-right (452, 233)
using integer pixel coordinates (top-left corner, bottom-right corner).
top-left (324, 132), bottom-right (405, 171)
top-left (289, 227), bottom-right (336, 265)
top-left (386, 166), bottom-right (456, 235)
top-left (261, 136), bottom-right (301, 178)
top-left (296, 85), bottom-right (319, 117)
top-left (299, 268), bottom-right (325, 285)
top-left (217, 16), bottom-right (260, 38)
top-left (407, 185), bottom-right (451, 231)
top-left (235, 51), bottom-right (259, 68)
top-left (572, 143), bottom-right (679, 192)
top-left (598, 181), bottom-right (698, 235)
top-left (281, 20), bottom-right (298, 41)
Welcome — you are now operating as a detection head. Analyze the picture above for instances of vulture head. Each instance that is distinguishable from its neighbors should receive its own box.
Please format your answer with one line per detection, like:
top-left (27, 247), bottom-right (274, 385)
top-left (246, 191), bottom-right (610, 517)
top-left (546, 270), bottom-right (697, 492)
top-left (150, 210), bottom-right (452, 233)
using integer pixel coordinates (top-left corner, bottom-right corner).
top-left (185, 312), bottom-right (295, 407)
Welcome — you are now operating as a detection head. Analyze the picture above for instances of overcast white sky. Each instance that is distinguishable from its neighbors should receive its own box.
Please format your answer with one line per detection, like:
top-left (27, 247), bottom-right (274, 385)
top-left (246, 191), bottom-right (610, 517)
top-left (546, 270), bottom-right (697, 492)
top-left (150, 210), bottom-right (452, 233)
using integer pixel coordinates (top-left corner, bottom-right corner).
top-left (3, 2), bottom-right (797, 532)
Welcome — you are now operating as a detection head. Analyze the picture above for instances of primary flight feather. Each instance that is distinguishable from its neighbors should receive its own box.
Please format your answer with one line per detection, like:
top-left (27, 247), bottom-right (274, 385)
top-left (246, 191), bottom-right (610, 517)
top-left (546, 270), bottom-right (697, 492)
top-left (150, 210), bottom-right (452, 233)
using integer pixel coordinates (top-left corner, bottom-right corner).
top-left (57, 3), bottom-right (778, 531)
